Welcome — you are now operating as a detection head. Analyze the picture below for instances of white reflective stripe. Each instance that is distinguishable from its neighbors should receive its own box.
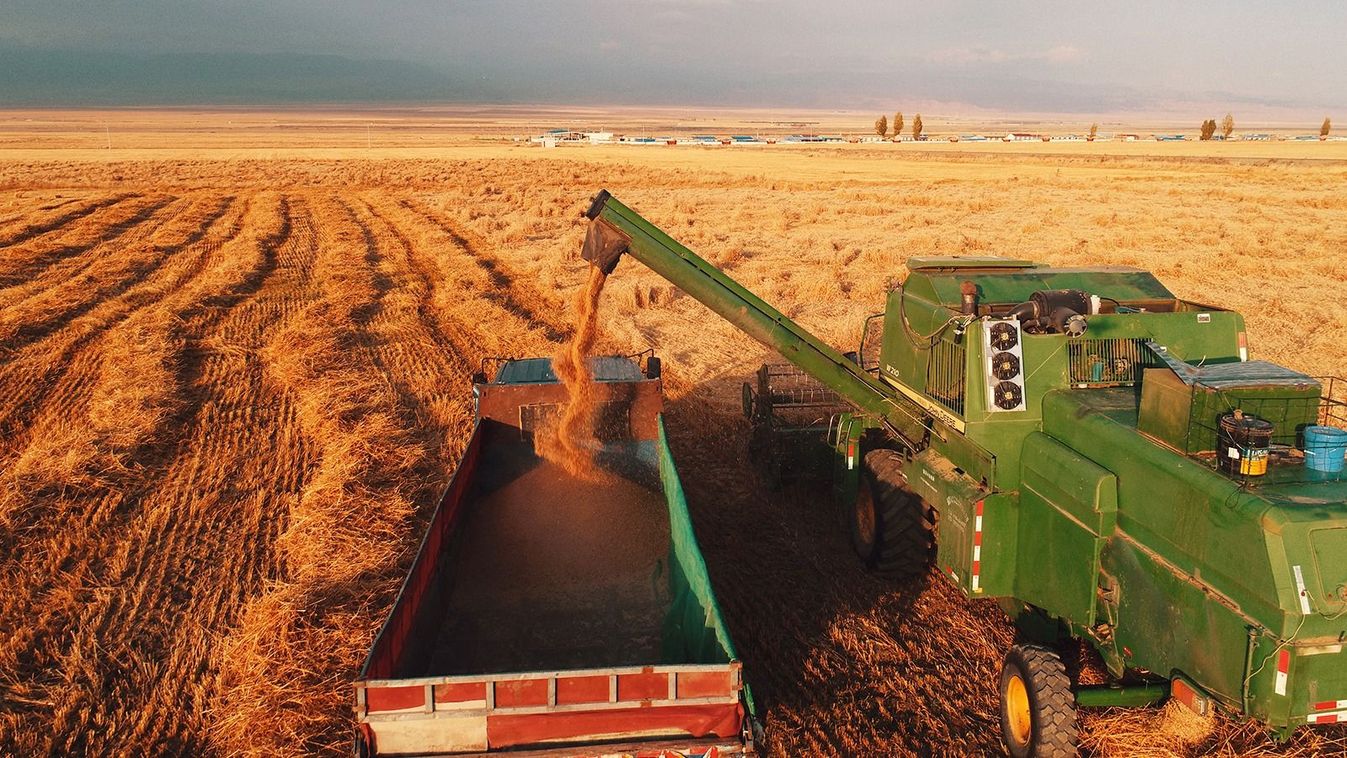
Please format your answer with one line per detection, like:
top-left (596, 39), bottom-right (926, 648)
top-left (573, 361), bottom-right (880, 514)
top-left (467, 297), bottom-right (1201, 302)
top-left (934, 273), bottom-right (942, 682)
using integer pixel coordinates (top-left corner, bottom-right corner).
top-left (973, 546), bottom-right (982, 562)
top-left (974, 515), bottom-right (983, 531)
top-left (1275, 669), bottom-right (1288, 696)
top-left (1239, 347), bottom-right (1249, 361)
top-left (1308, 709), bottom-right (1347, 723)
top-left (971, 574), bottom-right (980, 592)
top-left (1294, 564), bottom-right (1313, 615)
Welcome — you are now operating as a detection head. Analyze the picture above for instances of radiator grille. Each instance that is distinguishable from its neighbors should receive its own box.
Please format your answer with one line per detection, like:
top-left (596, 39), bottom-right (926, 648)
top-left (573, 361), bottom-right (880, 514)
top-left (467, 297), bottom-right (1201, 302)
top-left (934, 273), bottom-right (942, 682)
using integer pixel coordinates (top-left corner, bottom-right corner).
top-left (1068, 338), bottom-right (1161, 386)
top-left (925, 339), bottom-right (967, 415)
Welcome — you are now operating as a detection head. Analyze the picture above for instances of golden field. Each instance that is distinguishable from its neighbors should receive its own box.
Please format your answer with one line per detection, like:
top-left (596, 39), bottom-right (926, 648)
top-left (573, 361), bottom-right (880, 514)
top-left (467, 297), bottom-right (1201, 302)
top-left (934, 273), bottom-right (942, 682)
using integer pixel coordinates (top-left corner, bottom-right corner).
top-left (1, 109), bottom-right (1346, 756)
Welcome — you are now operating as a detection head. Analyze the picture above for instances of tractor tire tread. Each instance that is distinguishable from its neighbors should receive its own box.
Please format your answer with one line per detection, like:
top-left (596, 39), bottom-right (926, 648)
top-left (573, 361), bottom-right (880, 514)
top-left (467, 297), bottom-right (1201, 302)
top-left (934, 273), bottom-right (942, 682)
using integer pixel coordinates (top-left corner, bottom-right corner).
top-left (862, 449), bottom-right (936, 578)
top-left (1005, 644), bottom-right (1078, 757)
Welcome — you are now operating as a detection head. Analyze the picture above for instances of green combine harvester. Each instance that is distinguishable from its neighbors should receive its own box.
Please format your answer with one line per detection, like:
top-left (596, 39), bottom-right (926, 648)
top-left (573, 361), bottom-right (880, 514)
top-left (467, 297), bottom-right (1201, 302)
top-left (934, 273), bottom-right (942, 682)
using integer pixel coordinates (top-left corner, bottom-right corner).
top-left (580, 190), bottom-right (1347, 757)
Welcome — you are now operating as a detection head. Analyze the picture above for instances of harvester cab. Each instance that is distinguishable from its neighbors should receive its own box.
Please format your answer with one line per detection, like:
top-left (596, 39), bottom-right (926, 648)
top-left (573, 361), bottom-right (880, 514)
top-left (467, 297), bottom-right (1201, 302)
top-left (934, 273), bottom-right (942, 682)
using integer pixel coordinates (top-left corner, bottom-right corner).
top-left (580, 190), bottom-right (1347, 757)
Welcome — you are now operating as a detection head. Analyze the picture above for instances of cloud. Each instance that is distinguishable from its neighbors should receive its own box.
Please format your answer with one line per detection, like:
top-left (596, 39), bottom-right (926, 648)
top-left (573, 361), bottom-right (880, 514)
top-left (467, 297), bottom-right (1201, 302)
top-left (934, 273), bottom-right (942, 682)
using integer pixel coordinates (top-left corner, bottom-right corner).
top-left (931, 44), bottom-right (1083, 65)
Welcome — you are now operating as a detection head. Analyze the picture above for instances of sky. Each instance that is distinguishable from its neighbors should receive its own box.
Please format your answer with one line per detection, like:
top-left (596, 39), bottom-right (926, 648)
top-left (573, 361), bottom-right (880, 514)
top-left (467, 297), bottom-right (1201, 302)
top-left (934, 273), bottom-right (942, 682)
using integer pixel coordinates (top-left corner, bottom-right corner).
top-left (1, 0), bottom-right (1343, 118)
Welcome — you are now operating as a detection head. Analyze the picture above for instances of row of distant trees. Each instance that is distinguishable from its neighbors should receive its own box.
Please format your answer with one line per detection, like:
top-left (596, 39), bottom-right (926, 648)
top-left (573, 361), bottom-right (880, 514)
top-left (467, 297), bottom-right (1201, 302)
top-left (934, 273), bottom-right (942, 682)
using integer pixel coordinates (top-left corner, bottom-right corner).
top-left (1197, 113), bottom-right (1332, 140)
top-left (876, 111), bottom-right (1333, 141)
top-left (875, 112), bottom-right (922, 139)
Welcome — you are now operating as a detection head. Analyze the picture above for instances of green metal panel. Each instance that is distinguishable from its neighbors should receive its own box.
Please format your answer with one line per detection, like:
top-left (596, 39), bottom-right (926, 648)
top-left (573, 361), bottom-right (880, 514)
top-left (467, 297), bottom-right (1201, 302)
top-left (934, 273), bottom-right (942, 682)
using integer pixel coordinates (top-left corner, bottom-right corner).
top-left (1014, 432), bottom-right (1118, 626)
top-left (656, 417), bottom-right (757, 716)
top-left (831, 414), bottom-right (867, 520)
top-left (906, 450), bottom-right (1004, 596)
top-left (1042, 387), bottom-right (1347, 726)
top-left (906, 256), bottom-right (1039, 271)
top-left (908, 267), bottom-right (1174, 310)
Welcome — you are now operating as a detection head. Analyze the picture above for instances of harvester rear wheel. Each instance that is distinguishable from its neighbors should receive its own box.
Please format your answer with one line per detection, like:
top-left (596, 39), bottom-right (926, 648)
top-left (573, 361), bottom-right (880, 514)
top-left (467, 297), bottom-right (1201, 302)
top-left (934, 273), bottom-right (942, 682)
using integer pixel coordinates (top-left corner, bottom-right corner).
top-left (999, 644), bottom-right (1078, 758)
top-left (853, 450), bottom-right (935, 577)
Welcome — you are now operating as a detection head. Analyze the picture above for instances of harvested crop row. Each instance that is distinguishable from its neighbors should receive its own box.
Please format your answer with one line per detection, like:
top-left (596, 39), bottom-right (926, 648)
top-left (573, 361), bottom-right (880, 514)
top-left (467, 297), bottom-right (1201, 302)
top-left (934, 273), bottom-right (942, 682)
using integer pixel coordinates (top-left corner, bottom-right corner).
top-left (0, 194), bottom-right (293, 753)
top-left (207, 193), bottom-right (485, 756)
top-left (0, 193), bottom-right (137, 249)
top-left (0, 194), bottom-right (234, 359)
top-left (0, 194), bottom-right (173, 288)
top-left (400, 196), bottom-right (573, 342)
top-left (364, 193), bottom-right (560, 359)
top-left (0, 195), bottom-right (242, 475)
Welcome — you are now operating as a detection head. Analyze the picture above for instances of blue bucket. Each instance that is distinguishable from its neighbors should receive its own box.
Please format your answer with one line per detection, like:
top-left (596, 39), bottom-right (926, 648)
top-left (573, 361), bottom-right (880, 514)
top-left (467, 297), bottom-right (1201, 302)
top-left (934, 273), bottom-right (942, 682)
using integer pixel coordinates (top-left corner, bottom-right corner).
top-left (1304, 426), bottom-right (1347, 474)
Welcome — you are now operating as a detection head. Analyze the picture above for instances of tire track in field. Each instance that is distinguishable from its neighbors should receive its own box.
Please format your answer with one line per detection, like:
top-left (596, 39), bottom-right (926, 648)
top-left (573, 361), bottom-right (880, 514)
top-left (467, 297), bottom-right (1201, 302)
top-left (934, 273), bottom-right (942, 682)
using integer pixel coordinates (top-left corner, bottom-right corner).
top-left (0, 195), bottom-right (82, 228)
top-left (0, 195), bottom-right (235, 357)
top-left (346, 195), bottom-right (477, 464)
top-left (1, 195), bottom-right (311, 755)
top-left (0, 192), bottom-right (136, 248)
top-left (0, 196), bottom-right (244, 462)
top-left (204, 191), bottom-right (439, 756)
top-left (205, 191), bottom-right (497, 755)
top-left (398, 198), bottom-right (572, 343)
top-left (96, 194), bottom-right (309, 753)
top-left (372, 196), bottom-right (560, 363)
top-left (0, 195), bottom-right (254, 668)
top-left (0, 195), bottom-right (174, 289)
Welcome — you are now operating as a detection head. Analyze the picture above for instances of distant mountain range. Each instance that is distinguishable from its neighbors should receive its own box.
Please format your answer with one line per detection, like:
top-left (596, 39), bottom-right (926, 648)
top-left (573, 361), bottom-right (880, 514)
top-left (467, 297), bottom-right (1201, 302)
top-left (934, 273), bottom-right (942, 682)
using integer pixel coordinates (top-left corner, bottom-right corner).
top-left (0, 48), bottom-right (494, 105)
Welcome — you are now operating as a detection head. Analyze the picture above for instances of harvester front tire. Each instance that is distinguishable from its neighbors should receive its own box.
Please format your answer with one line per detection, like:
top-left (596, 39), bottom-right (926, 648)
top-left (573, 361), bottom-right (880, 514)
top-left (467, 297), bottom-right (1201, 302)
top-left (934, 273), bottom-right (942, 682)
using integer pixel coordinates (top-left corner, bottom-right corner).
top-left (853, 450), bottom-right (935, 577)
top-left (999, 644), bottom-right (1079, 758)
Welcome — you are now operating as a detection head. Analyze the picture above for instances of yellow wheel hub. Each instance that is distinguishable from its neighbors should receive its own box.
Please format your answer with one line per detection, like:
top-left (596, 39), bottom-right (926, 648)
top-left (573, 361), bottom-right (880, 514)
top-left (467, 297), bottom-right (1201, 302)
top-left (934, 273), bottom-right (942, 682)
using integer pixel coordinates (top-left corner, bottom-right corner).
top-left (1005, 673), bottom-right (1032, 747)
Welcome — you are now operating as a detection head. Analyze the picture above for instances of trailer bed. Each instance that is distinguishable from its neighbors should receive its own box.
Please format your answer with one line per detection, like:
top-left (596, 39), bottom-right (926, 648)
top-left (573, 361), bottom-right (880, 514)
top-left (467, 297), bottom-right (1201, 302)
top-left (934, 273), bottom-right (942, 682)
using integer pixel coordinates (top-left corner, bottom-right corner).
top-left (426, 450), bottom-right (671, 675)
top-left (354, 356), bottom-right (754, 756)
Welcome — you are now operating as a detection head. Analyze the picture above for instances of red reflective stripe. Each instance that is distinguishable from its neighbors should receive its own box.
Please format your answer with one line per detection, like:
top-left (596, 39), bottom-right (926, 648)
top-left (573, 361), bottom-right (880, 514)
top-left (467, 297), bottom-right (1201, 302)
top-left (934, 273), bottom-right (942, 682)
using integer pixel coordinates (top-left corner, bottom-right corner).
top-left (1316, 700), bottom-right (1338, 711)
top-left (973, 531), bottom-right (982, 546)
top-left (1315, 714), bottom-right (1338, 724)
top-left (1278, 650), bottom-right (1291, 673)
top-left (976, 500), bottom-right (985, 517)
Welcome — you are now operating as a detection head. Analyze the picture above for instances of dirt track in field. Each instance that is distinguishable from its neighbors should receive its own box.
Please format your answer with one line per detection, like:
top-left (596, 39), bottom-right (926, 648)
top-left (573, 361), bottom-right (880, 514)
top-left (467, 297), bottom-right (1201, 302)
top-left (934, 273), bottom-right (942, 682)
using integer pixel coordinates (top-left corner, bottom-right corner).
top-left (1, 150), bottom-right (1345, 756)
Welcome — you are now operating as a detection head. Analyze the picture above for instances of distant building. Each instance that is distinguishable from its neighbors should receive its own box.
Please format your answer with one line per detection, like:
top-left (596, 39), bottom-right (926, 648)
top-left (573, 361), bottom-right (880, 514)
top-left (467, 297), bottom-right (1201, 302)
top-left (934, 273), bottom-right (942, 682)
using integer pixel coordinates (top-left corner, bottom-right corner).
top-left (1004, 132), bottom-right (1040, 142)
top-left (531, 129), bottom-right (586, 145)
top-left (1116, 134), bottom-right (1140, 141)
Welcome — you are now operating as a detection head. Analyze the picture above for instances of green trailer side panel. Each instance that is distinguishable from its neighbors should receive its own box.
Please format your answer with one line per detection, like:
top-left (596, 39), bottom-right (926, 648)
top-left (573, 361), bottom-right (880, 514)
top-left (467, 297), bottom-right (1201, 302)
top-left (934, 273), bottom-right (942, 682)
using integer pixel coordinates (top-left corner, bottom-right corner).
top-left (657, 418), bottom-right (757, 715)
top-left (1015, 433), bottom-right (1118, 626)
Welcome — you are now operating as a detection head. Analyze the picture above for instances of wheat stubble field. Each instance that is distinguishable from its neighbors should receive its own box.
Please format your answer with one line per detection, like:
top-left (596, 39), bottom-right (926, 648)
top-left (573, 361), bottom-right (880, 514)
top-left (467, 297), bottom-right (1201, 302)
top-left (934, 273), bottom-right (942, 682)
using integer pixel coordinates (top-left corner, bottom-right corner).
top-left (1, 126), bottom-right (1346, 756)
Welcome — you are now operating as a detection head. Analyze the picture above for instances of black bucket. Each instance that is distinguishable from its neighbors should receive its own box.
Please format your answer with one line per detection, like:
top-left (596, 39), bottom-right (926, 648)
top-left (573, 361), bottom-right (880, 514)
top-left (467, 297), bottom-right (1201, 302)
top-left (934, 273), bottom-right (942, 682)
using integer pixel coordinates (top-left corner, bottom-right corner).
top-left (1218, 413), bottom-right (1274, 476)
